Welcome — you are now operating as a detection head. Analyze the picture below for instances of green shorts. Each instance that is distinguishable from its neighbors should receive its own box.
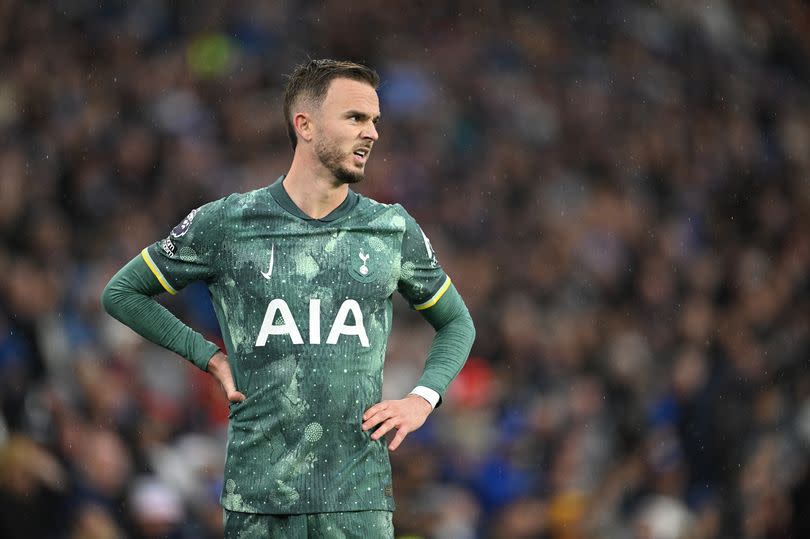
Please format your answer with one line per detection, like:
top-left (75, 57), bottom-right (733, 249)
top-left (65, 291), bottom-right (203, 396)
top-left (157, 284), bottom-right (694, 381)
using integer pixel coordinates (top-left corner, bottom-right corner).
top-left (223, 509), bottom-right (394, 539)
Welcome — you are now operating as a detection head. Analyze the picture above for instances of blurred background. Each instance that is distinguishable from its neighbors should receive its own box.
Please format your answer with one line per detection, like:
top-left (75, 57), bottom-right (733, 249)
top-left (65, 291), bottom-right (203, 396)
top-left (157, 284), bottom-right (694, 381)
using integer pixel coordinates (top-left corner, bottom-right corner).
top-left (1, 0), bottom-right (809, 538)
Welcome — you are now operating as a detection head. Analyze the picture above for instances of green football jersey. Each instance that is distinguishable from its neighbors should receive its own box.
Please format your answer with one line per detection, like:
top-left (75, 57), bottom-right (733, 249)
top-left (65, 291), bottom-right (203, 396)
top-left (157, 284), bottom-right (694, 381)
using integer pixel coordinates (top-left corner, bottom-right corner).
top-left (143, 176), bottom-right (450, 514)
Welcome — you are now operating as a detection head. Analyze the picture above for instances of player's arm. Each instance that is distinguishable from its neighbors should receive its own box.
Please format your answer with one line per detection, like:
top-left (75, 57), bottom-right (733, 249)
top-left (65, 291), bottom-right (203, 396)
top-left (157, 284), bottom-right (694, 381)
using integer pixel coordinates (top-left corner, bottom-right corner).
top-left (362, 209), bottom-right (475, 450)
top-left (101, 202), bottom-right (244, 403)
top-left (410, 280), bottom-right (475, 406)
top-left (361, 282), bottom-right (475, 450)
top-left (101, 254), bottom-right (220, 369)
top-left (101, 256), bottom-right (244, 402)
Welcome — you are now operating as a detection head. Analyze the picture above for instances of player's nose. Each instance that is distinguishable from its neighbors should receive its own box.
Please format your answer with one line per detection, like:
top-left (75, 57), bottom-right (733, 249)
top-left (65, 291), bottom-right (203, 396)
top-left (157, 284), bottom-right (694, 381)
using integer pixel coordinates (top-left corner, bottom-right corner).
top-left (362, 121), bottom-right (378, 142)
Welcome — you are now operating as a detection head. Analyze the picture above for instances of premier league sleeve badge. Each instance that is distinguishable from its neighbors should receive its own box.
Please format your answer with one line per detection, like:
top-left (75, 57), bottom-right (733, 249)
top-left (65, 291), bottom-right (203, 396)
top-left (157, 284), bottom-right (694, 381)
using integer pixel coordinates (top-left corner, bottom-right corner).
top-left (171, 208), bottom-right (198, 238)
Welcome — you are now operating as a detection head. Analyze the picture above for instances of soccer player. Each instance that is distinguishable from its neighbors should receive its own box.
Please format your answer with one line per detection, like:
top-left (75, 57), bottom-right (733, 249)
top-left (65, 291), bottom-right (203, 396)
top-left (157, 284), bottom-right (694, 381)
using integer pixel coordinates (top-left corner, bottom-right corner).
top-left (101, 59), bottom-right (475, 538)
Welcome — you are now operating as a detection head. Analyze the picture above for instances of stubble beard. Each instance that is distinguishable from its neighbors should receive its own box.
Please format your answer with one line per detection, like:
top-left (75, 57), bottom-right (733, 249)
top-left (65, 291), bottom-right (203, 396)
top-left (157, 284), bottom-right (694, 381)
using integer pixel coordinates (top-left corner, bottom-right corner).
top-left (314, 138), bottom-right (364, 185)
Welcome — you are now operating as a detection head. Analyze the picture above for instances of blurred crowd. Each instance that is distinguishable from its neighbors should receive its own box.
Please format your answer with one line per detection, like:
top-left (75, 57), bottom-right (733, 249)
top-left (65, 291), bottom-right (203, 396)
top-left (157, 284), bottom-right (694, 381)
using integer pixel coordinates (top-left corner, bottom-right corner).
top-left (1, 0), bottom-right (809, 538)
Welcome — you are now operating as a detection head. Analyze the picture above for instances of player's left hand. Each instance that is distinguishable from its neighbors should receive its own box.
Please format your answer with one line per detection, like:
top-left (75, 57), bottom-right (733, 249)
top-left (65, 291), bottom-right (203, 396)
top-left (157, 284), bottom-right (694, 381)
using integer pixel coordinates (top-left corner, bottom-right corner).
top-left (362, 395), bottom-right (433, 451)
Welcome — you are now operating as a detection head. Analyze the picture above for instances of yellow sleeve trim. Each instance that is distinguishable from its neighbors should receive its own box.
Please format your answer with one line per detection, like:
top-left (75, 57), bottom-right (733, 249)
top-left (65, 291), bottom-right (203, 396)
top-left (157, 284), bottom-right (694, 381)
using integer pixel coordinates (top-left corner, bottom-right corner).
top-left (414, 276), bottom-right (451, 311)
top-left (141, 248), bottom-right (177, 295)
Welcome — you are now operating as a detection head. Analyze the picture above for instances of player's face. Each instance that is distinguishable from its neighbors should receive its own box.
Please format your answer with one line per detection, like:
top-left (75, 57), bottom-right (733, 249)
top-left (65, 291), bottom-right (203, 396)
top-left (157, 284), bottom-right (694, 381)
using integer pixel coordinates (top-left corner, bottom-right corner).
top-left (313, 78), bottom-right (380, 185)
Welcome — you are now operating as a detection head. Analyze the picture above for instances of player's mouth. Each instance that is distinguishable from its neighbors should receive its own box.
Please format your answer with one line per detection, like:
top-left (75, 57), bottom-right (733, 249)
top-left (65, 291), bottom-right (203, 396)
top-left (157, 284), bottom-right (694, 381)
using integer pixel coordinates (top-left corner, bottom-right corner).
top-left (352, 147), bottom-right (371, 165)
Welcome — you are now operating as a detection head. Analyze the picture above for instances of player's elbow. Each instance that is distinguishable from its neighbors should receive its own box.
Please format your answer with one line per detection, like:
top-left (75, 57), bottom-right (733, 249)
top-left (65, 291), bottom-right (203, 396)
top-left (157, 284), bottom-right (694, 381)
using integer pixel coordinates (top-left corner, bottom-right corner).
top-left (100, 279), bottom-right (123, 318)
top-left (463, 309), bottom-right (476, 345)
top-left (446, 305), bottom-right (475, 348)
top-left (100, 280), bottom-right (115, 314)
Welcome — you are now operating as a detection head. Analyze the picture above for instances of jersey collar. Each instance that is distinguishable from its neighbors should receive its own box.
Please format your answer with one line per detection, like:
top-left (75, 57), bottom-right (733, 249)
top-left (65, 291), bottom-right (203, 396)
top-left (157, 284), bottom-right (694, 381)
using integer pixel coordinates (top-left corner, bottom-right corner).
top-left (269, 175), bottom-right (359, 224)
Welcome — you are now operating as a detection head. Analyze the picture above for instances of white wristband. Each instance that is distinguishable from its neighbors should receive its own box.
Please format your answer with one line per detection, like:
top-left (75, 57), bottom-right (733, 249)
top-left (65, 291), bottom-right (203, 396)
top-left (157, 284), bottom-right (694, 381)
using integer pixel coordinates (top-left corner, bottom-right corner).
top-left (408, 386), bottom-right (440, 409)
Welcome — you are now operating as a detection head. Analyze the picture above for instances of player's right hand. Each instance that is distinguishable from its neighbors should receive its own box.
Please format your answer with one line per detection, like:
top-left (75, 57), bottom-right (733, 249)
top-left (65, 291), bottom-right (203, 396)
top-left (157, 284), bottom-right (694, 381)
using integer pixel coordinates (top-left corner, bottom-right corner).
top-left (207, 351), bottom-right (246, 403)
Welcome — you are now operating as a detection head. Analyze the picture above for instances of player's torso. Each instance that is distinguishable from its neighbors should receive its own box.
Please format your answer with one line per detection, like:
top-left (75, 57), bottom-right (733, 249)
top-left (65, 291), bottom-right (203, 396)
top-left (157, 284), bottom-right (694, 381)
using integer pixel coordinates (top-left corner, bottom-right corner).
top-left (208, 189), bottom-right (406, 405)
top-left (211, 189), bottom-right (404, 513)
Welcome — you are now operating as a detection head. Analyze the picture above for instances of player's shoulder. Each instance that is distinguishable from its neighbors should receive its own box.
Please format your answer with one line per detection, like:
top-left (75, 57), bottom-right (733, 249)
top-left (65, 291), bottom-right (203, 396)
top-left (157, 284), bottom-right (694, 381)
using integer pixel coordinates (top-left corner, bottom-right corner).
top-left (222, 186), bottom-right (270, 209)
top-left (354, 193), bottom-right (413, 232)
top-left (174, 188), bottom-right (271, 235)
top-left (211, 186), bottom-right (275, 217)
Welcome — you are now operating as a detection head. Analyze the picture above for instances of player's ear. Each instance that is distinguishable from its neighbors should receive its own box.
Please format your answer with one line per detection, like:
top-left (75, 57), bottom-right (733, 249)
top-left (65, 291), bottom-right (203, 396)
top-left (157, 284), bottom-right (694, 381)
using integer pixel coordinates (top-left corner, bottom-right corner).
top-left (294, 112), bottom-right (314, 143)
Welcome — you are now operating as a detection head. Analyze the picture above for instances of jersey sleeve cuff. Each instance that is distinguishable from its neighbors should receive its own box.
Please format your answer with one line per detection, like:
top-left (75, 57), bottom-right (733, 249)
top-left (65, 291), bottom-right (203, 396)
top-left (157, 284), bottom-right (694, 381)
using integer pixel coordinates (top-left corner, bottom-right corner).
top-left (408, 386), bottom-right (440, 409)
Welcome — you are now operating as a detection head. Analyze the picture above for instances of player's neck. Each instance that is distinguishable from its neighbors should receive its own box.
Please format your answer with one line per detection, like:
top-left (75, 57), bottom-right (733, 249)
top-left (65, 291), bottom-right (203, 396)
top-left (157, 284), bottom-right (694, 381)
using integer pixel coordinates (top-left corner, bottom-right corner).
top-left (283, 155), bottom-right (350, 220)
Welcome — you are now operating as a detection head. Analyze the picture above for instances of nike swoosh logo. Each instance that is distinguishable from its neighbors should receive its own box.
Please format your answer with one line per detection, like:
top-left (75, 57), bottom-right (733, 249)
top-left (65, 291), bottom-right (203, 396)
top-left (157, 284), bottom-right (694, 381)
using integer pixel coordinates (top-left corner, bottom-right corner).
top-left (260, 244), bottom-right (275, 280)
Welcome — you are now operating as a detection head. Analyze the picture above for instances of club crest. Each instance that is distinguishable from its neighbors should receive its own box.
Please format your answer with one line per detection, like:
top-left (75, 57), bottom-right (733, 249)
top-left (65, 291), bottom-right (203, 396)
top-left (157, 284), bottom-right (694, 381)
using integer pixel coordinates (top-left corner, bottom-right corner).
top-left (345, 236), bottom-right (394, 285)
top-left (350, 248), bottom-right (376, 283)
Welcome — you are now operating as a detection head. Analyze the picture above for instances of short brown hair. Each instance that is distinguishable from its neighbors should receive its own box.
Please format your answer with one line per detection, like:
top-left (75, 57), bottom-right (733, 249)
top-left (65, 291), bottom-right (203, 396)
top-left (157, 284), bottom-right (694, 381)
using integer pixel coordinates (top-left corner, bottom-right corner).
top-left (283, 59), bottom-right (380, 150)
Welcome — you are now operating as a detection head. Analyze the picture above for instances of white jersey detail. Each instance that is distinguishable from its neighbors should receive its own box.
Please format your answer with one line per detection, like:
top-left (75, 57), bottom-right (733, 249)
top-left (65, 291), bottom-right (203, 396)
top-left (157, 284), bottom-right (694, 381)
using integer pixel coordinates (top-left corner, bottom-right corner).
top-left (326, 299), bottom-right (370, 347)
top-left (255, 298), bottom-right (304, 345)
top-left (255, 299), bottom-right (370, 348)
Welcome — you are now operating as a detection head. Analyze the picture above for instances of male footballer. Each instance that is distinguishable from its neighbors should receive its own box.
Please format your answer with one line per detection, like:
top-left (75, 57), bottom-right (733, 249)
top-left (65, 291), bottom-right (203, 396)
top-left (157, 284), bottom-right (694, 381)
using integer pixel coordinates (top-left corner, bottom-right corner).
top-left (102, 59), bottom-right (475, 538)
